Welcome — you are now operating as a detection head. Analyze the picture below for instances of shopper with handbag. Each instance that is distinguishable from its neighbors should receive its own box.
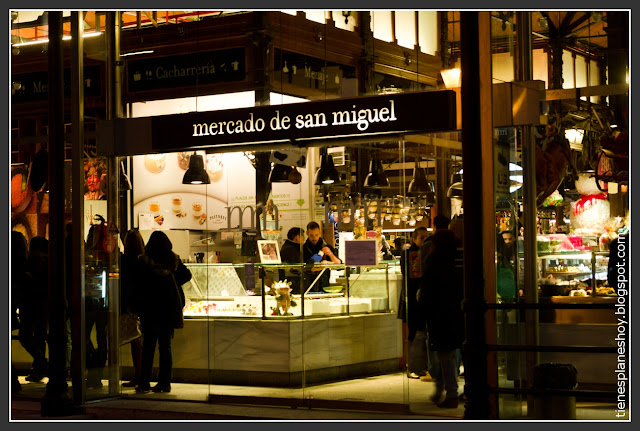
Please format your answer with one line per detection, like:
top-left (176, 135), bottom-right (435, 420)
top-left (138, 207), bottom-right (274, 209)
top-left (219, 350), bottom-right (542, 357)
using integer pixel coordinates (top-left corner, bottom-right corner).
top-left (135, 231), bottom-right (191, 393)
top-left (120, 229), bottom-right (146, 387)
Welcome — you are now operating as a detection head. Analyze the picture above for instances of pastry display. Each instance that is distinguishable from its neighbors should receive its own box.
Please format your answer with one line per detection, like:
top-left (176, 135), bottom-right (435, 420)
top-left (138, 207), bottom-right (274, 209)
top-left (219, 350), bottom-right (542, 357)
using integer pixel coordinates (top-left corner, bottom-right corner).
top-left (143, 154), bottom-right (166, 173)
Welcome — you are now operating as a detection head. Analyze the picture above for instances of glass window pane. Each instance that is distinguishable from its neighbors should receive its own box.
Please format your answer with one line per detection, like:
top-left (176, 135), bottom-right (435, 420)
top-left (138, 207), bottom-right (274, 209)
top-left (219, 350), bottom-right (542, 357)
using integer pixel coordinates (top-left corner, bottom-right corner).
top-left (417, 11), bottom-right (438, 55)
top-left (395, 11), bottom-right (415, 49)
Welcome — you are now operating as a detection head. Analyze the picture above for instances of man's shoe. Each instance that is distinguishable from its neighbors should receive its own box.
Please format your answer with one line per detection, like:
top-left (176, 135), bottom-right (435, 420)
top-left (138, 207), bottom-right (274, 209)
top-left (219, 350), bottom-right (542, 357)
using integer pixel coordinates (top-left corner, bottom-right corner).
top-left (122, 380), bottom-right (138, 388)
top-left (152, 383), bottom-right (171, 393)
top-left (135, 383), bottom-right (151, 393)
top-left (407, 372), bottom-right (421, 379)
top-left (437, 398), bottom-right (459, 409)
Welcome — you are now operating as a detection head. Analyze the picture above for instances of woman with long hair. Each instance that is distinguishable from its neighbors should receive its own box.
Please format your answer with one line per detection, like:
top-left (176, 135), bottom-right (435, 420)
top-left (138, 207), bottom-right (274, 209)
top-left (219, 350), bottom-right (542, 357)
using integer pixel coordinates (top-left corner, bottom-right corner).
top-left (135, 231), bottom-right (191, 393)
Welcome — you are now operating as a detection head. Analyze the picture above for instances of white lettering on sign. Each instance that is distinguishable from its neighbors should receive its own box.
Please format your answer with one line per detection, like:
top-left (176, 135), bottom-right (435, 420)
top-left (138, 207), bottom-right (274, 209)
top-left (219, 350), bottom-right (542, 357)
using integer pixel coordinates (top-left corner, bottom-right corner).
top-left (191, 100), bottom-right (397, 137)
top-left (156, 63), bottom-right (216, 79)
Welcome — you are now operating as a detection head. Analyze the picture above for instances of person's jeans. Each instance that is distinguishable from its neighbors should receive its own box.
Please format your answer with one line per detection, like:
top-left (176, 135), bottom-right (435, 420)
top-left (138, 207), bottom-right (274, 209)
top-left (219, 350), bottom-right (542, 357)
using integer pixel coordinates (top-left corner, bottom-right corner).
top-left (430, 349), bottom-right (459, 400)
top-left (141, 321), bottom-right (174, 386)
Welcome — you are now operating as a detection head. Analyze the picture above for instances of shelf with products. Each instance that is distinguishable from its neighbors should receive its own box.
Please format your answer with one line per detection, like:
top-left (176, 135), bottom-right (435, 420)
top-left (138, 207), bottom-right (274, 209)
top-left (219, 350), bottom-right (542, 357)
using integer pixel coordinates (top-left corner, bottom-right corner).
top-left (181, 262), bottom-right (392, 319)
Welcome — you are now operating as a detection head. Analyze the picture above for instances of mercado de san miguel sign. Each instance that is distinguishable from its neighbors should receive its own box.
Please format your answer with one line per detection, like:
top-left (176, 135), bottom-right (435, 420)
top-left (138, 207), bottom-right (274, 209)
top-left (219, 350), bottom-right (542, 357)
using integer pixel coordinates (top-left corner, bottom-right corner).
top-left (98, 90), bottom-right (456, 156)
top-left (153, 90), bottom-right (456, 152)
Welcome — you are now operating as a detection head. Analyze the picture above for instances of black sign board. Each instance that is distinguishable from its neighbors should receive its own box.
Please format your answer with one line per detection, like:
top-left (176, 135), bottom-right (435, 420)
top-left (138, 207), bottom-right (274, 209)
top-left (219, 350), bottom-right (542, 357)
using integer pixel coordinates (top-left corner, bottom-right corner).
top-left (148, 90), bottom-right (456, 152)
top-left (127, 48), bottom-right (245, 92)
top-left (11, 65), bottom-right (102, 104)
top-left (273, 49), bottom-right (356, 95)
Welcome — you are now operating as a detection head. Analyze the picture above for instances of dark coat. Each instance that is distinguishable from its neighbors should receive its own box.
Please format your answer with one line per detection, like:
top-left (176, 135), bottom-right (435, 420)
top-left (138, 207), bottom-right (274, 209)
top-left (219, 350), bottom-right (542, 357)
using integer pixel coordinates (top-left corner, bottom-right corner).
top-left (136, 254), bottom-right (191, 327)
top-left (280, 239), bottom-right (302, 263)
top-left (120, 253), bottom-right (142, 315)
top-left (21, 255), bottom-right (48, 319)
top-left (420, 247), bottom-right (464, 352)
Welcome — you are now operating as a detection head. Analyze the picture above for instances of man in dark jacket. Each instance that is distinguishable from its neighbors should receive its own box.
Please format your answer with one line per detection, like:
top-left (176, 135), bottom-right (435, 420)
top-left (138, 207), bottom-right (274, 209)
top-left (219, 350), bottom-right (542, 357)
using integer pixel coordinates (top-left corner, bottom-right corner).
top-left (280, 227), bottom-right (304, 263)
top-left (302, 221), bottom-right (341, 293)
top-left (279, 227), bottom-right (305, 294)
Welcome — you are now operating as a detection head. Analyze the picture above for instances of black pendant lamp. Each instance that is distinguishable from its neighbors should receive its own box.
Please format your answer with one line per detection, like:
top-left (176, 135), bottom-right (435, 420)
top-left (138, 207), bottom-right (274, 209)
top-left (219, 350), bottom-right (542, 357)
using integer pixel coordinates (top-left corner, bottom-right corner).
top-left (446, 167), bottom-right (463, 197)
top-left (182, 153), bottom-right (211, 184)
top-left (314, 154), bottom-right (341, 185)
top-left (269, 164), bottom-right (293, 183)
top-left (363, 158), bottom-right (390, 188)
top-left (407, 157), bottom-right (431, 195)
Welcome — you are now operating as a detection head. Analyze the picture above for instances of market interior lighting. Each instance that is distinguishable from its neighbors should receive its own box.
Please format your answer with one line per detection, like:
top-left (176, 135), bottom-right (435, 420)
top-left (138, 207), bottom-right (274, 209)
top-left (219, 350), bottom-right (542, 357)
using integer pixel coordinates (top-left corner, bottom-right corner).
top-left (314, 153), bottom-right (340, 185)
top-left (565, 128), bottom-right (584, 145)
top-left (407, 157), bottom-right (430, 194)
top-left (441, 68), bottom-right (461, 89)
top-left (121, 50), bottom-right (155, 57)
top-left (182, 153), bottom-right (211, 185)
top-left (11, 31), bottom-right (103, 47)
top-left (363, 158), bottom-right (390, 189)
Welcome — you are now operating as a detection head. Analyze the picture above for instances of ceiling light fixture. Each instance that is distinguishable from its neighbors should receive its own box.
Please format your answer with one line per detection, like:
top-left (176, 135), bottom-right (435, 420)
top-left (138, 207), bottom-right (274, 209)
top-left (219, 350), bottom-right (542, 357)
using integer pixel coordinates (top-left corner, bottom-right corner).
top-left (407, 157), bottom-right (430, 195)
top-left (11, 31), bottom-right (103, 48)
top-left (363, 157), bottom-right (390, 189)
top-left (182, 153), bottom-right (211, 184)
top-left (314, 153), bottom-right (340, 185)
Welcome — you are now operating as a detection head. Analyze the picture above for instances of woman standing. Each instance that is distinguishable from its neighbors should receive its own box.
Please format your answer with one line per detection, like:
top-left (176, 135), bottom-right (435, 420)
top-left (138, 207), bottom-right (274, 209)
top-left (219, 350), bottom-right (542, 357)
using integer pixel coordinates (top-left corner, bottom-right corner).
top-left (121, 229), bottom-right (146, 387)
top-left (135, 231), bottom-right (191, 393)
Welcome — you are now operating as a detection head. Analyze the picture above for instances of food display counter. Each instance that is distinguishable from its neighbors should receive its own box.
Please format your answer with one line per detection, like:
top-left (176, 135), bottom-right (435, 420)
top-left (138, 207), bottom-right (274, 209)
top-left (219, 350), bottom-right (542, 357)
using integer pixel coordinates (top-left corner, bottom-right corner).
top-left (119, 262), bottom-right (404, 386)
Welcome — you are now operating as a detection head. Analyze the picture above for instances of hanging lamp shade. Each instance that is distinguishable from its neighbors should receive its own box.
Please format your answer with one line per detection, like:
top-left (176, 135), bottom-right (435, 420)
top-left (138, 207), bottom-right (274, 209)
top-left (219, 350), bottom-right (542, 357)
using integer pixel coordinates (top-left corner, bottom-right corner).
top-left (314, 154), bottom-right (341, 185)
top-left (269, 164), bottom-right (293, 183)
top-left (363, 158), bottom-right (390, 188)
top-left (407, 157), bottom-right (431, 195)
top-left (447, 167), bottom-right (463, 197)
top-left (182, 154), bottom-right (211, 184)
top-left (447, 181), bottom-right (463, 198)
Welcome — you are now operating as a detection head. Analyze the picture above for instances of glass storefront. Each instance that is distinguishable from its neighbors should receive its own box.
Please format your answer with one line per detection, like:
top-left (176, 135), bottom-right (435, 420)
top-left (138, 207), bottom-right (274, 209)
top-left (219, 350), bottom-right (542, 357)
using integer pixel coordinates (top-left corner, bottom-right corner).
top-left (11, 10), bottom-right (628, 420)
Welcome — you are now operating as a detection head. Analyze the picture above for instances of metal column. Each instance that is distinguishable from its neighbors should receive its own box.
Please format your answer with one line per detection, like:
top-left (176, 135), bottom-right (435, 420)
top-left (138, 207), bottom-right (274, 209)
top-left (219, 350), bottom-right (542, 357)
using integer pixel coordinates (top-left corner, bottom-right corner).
top-left (460, 11), bottom-right (492, 419)
top-left (69, 10), bottom-right (87, 406)
top-left (515, 11), bottom-right (540, 416)
top-left (41, 11), bottom-right (77, 417)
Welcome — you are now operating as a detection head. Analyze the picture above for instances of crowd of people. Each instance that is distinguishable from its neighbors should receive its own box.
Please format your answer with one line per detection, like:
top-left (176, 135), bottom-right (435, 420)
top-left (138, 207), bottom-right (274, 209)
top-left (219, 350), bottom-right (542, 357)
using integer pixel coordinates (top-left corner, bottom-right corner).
top-left (12, 225), bottom-right (191, 395)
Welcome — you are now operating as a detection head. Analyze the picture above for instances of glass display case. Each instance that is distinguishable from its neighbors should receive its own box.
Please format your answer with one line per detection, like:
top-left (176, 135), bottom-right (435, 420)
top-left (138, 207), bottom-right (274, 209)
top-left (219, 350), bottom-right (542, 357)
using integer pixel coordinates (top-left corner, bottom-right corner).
top-left (534, 250), bottom-right (611, 297)
top-left (181, 262), bottom-right (391, 319)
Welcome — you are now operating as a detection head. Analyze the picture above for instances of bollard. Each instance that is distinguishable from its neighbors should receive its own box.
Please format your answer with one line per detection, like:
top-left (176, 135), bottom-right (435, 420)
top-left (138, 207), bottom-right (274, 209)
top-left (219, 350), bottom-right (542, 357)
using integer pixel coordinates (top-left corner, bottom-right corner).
top-left (532, 363), bottom-right (578, 419)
